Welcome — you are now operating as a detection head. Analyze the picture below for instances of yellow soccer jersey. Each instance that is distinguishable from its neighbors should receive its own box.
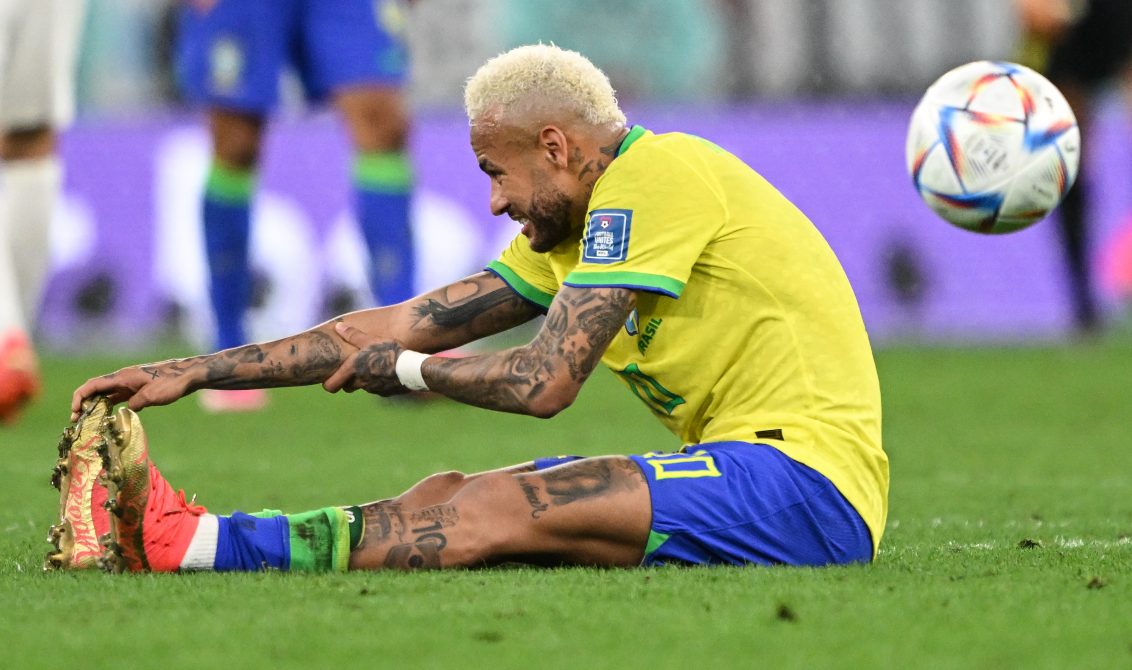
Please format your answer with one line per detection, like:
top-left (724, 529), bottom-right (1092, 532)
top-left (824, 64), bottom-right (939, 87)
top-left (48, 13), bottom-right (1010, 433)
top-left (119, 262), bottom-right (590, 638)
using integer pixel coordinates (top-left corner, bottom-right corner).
top-left (487, 126), bottom-right (888, 554)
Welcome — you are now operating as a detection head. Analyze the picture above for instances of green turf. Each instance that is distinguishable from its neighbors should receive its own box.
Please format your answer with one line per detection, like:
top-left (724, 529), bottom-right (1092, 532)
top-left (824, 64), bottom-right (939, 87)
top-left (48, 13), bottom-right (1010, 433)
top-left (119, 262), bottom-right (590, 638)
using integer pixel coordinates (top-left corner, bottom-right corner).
top-left (2, 341), bottom-right (1130, 669)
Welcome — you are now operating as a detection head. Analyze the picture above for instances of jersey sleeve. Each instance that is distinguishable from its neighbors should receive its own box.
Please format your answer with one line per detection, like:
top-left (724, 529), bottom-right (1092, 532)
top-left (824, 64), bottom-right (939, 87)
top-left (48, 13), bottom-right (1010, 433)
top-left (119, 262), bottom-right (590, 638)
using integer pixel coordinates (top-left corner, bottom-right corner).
top-left (563, 142), bottom-right (725, 298)
top-left (486, 234), bottom-right (557, 311)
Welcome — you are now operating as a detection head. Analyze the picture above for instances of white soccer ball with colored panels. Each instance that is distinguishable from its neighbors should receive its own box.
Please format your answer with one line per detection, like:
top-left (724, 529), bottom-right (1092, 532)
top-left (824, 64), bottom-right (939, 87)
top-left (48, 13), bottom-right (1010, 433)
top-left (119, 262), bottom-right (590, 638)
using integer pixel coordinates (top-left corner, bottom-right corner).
top-left (906, 60), bottom-right (1080, 234)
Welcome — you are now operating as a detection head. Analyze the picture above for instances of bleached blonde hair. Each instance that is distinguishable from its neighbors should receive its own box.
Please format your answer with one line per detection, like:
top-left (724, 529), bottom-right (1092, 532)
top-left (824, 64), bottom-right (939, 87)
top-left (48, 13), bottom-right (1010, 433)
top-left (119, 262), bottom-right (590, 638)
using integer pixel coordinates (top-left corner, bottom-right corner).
top-left (464, 44), bottom-right (626, 127)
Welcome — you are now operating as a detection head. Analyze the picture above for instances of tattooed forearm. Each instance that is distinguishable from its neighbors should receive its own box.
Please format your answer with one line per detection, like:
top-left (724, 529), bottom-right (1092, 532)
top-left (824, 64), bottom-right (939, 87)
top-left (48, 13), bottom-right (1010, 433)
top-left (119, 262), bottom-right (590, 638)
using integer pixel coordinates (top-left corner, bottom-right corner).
top-left (422, 286), bottom-right (634, 416)
top-left (353, 341), bottom-right (401, 380)
top-left (409, 275), bottom-right (538, 345)
top-left (139, 330), bottom-right (345, 392)
top-left (204, 331), bottom-right (344, 389)
top-left (203, 347), bottom-right (250, 382)
top-left (414, 288), bottom-right (518, 329)
top-left (287, 330), bottom-right (343, 379)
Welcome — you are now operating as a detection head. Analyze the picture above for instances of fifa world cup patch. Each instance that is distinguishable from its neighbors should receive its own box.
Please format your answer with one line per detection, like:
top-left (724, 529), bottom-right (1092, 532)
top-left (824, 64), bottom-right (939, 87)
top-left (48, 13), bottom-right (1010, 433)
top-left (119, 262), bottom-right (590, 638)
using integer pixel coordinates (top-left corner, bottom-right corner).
top-left (582, 209), bottom-right (632, 264)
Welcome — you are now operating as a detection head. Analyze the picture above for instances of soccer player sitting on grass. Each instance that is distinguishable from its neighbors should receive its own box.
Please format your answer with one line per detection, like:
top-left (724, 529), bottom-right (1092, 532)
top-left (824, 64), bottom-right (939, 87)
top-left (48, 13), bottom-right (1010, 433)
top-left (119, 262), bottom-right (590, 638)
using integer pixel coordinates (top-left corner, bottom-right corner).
top-left (51, 44), bottom-right (888, 573)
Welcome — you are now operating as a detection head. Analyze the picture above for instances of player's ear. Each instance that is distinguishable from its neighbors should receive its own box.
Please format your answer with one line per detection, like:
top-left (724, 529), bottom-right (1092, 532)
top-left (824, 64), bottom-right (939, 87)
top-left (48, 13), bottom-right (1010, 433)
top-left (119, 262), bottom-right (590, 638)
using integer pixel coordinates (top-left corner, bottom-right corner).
top-left (537, 126), bottom-right (570, 169)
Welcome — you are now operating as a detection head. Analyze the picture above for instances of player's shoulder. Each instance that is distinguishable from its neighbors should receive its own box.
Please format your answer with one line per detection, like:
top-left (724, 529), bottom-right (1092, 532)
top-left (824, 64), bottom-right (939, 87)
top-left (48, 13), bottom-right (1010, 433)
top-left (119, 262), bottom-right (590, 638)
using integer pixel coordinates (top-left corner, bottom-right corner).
top-left (620, 129), bottom-right (707, 158)
top-left (606, 129), bottom-right (719, 181)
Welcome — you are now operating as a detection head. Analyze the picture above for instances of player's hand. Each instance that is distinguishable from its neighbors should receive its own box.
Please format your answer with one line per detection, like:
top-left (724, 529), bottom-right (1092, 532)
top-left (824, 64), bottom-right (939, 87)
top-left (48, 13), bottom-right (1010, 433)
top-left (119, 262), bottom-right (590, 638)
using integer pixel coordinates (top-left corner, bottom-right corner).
top-left (70, 364), bottom-right (193, 421)
top-left (323, 322), bottom-right (409, 396)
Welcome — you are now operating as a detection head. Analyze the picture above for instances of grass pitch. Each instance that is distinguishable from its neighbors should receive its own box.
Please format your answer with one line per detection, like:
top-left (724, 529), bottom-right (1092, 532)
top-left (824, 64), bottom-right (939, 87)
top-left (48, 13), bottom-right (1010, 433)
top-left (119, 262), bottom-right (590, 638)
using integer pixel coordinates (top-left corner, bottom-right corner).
top-left (2, 340), bottom-right (1130, 669)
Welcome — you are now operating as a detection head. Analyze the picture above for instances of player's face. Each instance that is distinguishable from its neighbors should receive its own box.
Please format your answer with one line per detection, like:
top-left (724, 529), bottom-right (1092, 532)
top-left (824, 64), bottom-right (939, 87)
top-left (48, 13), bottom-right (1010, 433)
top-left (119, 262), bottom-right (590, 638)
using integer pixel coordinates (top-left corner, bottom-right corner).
top-left (471, 122), bottom-right (582, 253)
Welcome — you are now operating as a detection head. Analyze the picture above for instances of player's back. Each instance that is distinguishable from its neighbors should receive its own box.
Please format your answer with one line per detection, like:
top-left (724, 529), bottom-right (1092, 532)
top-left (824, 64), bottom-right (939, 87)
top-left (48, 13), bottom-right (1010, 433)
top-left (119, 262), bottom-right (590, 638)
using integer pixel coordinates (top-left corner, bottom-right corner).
top-left (687, 132), bottom-right (880, 442)
top-left (583, 129), bottom-right (887, 549)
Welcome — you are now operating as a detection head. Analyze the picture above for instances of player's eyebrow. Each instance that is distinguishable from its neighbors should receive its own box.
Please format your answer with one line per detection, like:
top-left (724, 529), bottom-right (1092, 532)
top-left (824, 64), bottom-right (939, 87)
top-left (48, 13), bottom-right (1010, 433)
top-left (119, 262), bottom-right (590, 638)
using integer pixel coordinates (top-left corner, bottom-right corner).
top-left (478, 158), bottom-right (504, 175)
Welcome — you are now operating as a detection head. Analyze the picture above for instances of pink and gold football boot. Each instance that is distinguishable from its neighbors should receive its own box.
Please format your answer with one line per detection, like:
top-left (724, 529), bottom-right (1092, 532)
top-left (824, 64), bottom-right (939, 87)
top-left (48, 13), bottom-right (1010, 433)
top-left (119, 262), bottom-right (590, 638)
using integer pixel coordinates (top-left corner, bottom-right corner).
top-left (46, 396), bottom-right (112, 570)
top-left (47, 396), bottom-right (208, 572)
top-left (98, 404), bottom-right (207, 572)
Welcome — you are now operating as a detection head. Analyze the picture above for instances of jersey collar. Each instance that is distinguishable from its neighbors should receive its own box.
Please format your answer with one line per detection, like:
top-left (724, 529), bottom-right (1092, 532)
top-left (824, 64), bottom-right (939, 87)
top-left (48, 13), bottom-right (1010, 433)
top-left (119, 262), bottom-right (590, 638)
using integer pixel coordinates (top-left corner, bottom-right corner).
top-left (616, 125), bottom-right (648, 157)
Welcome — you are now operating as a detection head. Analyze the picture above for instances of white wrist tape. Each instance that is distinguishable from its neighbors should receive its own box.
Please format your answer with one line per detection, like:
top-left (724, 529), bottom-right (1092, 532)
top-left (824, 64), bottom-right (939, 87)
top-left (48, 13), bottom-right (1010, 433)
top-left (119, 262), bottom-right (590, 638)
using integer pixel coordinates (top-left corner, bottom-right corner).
top-left (395, 350), bottom-right (431, 391)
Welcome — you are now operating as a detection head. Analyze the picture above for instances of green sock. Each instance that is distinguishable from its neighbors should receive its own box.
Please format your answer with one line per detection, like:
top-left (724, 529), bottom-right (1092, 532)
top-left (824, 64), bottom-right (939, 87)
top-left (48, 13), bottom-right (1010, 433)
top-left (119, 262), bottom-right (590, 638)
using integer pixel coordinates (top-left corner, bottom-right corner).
top-left (285, 507), bottom-right (352, 572)
top-left (344, 505), bottom-right (365, 549)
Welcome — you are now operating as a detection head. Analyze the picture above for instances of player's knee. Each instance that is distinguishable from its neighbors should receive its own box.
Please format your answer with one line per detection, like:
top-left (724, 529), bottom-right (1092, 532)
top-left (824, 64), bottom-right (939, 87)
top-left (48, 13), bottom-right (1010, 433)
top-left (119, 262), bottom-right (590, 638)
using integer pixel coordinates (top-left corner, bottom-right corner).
top-left (1, 125), bottom-right (54, 161)
top-left (401, 470), bottom-right (467, 503)
top-left (339, 92), bottom-right (409, 152)
top-left (212, 140), bottom-right (260, 171)
top-left (352, 121), bottom-right (407, 153)
top-left (440, 472), bottom-right (531, 567)
top-left (210, 111), bottom-right (264, 169)
top-left (422, 470), bottom-right (466, 490)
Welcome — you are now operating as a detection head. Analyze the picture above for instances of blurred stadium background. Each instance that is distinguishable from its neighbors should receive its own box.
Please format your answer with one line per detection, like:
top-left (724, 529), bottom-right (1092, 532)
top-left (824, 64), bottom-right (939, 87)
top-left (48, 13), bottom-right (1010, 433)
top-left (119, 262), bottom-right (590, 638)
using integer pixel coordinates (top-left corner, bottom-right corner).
top-left (44, 0), bottom-right (1132, 352)
top-left (7, 6), bottom-right (1131, 665)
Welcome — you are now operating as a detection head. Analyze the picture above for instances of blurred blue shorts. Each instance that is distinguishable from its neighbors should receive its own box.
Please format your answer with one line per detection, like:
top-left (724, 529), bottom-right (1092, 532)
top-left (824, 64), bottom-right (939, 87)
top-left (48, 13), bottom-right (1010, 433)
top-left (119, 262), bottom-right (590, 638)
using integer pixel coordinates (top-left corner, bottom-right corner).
top-left (176, 0), bottom-right (408, 112)
top-left (535, 441), bottom-right (873, 567)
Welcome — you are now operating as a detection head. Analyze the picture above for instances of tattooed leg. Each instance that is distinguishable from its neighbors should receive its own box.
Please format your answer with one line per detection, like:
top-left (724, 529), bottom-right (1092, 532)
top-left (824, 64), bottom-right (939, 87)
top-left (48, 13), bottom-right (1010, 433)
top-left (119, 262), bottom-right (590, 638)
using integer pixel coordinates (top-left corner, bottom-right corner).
top-left (390, 462), bottom-right (539, 509)
top-left (349, 501), bottom-right (461, 570)
top-left (346, 456), bottom-right (650, 570)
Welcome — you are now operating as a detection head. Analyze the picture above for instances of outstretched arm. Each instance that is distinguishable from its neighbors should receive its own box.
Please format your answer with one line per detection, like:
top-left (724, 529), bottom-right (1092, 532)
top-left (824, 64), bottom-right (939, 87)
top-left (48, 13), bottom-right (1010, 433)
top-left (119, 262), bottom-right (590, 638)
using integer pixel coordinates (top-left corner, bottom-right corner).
top-left (325, 285), bottom-right (635, 418)
top-left (71, 271), bottom-right (541, 418)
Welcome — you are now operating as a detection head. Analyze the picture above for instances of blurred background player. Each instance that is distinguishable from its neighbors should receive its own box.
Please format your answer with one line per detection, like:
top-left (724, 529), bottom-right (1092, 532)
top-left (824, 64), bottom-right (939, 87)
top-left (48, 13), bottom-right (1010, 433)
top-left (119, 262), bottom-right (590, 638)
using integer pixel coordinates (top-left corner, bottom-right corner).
top-left (175, 0), bottom-right (416, 412)
top-left (1014, 0), bottom-right (1132, 334)
top-left (0, 0), bottom-right (87, 424)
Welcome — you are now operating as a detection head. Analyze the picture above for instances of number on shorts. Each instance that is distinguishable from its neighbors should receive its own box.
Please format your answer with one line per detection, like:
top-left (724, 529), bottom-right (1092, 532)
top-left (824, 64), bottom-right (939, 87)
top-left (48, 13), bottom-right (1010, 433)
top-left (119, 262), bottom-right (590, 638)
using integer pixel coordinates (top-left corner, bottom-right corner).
top-left (642, 451), bottom-right (721, 480)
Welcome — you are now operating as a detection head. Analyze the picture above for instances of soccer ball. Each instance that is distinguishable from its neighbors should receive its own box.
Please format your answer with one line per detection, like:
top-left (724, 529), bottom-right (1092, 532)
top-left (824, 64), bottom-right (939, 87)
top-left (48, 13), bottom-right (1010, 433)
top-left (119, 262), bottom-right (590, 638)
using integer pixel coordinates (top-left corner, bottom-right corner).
top-left (905, 60), bottom-right (1080, 234)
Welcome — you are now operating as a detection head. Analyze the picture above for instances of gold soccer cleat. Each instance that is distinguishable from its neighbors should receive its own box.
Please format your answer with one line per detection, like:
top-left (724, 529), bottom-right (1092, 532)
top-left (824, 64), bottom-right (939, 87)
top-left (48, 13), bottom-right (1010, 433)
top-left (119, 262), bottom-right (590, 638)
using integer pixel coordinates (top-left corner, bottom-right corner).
top-left (45, 396), bottom-right (114, 570)
top-left (99, 406), bottom-right (207, 573)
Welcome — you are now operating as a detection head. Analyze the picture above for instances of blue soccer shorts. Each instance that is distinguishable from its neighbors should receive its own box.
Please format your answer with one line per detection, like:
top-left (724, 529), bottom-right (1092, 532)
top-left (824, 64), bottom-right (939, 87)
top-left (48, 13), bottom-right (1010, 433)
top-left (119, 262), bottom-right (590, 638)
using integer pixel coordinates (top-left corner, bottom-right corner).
top-left (535, 441), bottom-right (873, 567)
top-left (176, 0), bottom-right (409, 112)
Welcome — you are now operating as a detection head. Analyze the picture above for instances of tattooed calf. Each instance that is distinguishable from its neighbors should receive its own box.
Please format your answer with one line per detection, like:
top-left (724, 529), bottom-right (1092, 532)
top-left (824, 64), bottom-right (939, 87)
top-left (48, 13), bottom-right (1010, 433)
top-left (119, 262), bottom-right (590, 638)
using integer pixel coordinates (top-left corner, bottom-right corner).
top-left (409, 504), bottom-right (460, 528)
top-left (361, 501), bottom-right (454, 570)
top-left (361, 502), bottom-right (408, 544)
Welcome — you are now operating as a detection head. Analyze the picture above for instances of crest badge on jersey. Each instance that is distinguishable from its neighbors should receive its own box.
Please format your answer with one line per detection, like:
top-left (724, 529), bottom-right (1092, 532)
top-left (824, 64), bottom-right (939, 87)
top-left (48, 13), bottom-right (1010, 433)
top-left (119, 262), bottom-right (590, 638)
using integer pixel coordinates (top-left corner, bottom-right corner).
top-left (582, 208), bottom-right (632, 264)
top-left (624, 308), bottom-right (639, 336)
top-left (209, 37), bottom-right (244, 95)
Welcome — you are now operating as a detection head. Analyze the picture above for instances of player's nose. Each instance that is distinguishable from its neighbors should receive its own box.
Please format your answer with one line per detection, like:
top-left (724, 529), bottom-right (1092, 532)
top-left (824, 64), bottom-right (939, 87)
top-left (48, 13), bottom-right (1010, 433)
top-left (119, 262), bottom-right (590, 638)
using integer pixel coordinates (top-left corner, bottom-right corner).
top-left (489, 187), bottom-right (509, 217)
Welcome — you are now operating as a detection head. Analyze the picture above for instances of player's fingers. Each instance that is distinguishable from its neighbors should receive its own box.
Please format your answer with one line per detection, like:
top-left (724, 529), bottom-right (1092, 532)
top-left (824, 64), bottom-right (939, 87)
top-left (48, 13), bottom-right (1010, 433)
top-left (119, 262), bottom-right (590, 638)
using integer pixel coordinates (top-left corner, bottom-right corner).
top-left (333, 321), bottom-right (367, 347)
top-left (71, 380), bottom-right (101, 414)
top-left (126, 393), bottom-right (148, 413)
top-left (71, 375), bottom-right (122, 418)
top-left (322, 356), bottom-right (355, 393)
top-left (70, 388), bottom-right (87, 420)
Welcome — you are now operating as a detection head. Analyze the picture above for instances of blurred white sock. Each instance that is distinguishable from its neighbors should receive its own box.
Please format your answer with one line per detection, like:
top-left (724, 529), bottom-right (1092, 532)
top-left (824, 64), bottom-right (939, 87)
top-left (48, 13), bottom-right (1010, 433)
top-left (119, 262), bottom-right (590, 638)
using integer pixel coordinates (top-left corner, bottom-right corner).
top-left (0, 156), bottom-right (62, 332)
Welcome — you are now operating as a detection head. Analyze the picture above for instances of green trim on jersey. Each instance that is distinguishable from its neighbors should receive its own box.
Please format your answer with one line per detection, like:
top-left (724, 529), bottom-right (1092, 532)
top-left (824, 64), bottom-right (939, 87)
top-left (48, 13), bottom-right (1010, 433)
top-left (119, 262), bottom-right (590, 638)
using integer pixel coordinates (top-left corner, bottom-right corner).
top-left (487, 260), bottom-right (555, 309)
top-left (617, 125), bottom-right (648, 157)
top-left (644, 530), bottom-right (670, 558)
top-left (564, 270), bottom-right (685, 298)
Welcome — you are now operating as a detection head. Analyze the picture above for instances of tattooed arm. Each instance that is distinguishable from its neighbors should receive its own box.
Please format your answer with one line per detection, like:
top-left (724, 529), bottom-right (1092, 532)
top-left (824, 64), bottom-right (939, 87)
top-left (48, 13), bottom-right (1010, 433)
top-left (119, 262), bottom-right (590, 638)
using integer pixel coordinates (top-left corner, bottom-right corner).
top-left (325, 285), bottom-right (635, 419)
top-left (70, 272), bottom-right (541, 418)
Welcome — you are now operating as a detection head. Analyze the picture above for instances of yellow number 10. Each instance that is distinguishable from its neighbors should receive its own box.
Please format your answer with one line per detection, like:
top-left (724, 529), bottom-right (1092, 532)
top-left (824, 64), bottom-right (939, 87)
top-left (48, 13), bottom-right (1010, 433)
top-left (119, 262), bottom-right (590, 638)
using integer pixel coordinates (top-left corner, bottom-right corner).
top-left (643, 451), bottom-right (721, 480)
